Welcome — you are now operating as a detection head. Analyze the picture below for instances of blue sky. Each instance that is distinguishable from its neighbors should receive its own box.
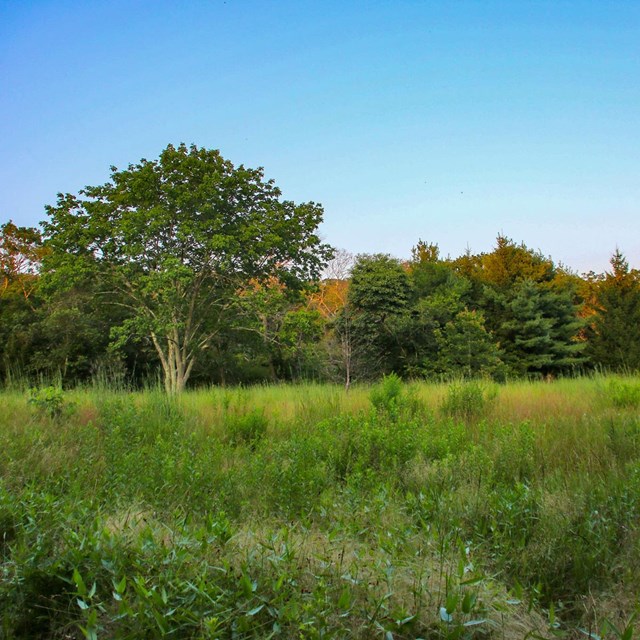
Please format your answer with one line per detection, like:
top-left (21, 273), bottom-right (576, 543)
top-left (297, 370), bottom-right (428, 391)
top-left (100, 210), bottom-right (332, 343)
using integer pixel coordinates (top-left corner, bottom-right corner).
top-left (1, 0), bottom-right (638, 273)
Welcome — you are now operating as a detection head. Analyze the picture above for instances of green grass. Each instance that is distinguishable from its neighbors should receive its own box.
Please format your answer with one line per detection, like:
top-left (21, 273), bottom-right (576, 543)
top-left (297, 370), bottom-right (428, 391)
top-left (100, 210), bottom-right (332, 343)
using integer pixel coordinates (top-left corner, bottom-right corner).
top-left (1, 376), bottom-right (640, 638)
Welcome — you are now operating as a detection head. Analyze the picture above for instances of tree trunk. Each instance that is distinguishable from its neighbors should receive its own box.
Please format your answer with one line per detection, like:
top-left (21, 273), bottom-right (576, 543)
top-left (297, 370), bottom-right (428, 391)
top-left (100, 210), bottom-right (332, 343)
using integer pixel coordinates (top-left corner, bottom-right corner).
top-left (341, 323), bottom-right (352, 391)
top-left (151, 331), bottom-right (194, 394)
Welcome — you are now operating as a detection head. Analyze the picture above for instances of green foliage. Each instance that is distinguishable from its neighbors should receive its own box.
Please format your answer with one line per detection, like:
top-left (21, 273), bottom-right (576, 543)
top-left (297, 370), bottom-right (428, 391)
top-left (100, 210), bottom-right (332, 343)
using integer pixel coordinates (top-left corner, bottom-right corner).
top-left (42, 143), bottom-right (332, 393)
top-left (27, 385), bottom-right (72, 419)
top-left (431, 309), bottom-right (504, 379)
top-left (586, 250), bottom-right (640, 371)
top-left (4, 213), bottom-right (640, 389)
top-left (3, 376), bottom-right (640, 637)
top-left (225, 409), bottom-right (269, 447)
top-left (348, 254), bottom-right (412, 314)
top-left (487, 279), bottom-right (585, 377)
top-left (320, 410), bottom-right (423, 483)
top-left (440, 380), bottom-right (496, 421)
top-left (607, 379), bottom-right (640, 408)
top-left (479, 234), bottom-right (556, 289)
top-left (347, 254), bottom-right (413, 378)
top-left (369, 372), bottom-right (403, 412)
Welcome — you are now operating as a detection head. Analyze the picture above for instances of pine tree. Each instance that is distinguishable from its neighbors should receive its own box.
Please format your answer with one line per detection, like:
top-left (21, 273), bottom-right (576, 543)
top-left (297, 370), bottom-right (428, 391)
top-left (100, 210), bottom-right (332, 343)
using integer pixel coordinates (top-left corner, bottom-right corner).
top-left (586, 250), bottom-right (640, 371)
top-left (432, 309), bottom-right (503, 378)
top-left (497, 280), bottom-right (585, 377)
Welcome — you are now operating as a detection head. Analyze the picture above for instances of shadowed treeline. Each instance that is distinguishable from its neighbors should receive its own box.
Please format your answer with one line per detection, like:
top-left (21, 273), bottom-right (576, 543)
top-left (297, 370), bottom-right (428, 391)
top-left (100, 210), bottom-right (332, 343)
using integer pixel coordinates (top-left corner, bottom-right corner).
top-left (2, 145), bottom-right (639, 391)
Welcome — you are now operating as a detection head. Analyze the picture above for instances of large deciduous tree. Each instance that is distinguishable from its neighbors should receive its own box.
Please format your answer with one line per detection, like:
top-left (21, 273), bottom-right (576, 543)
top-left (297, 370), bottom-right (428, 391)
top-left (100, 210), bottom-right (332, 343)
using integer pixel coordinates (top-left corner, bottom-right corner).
top-left (1, 220), bottom-right (44, 303)
top-left (0, 221), bottom-right (45, 379)
top-left (42, 143), bottom-right (332, 393)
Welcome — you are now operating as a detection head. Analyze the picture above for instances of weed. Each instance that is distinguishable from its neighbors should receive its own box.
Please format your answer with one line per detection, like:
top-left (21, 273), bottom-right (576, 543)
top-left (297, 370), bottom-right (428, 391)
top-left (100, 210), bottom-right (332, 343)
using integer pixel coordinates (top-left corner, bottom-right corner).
top-left (225, 409), bottom-right (268, 448)
top-left (370, 372), bottom-right (404, 413)
top-left (440, 380), bottom-right (495, 421)
top-left (1, 376), bottom-right (640, 637)
top-left (607, 379), bottom-right (640, 409)
top-left (28, 385), bottom-right (73, 419)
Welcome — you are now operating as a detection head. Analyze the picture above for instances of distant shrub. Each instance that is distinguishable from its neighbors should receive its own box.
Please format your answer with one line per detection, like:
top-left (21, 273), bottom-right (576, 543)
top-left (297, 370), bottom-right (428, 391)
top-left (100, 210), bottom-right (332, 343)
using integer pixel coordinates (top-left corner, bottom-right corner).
top-left (225, 410), bottom-right (268, 447)
top-left (607, 379), bottom-right (640, 408)
top-left (370, 373), bottom-right (404, 413)
top-left (441, 380), bottom-right (495, 421)
top-left (28, 386), bottom-right (73, 420)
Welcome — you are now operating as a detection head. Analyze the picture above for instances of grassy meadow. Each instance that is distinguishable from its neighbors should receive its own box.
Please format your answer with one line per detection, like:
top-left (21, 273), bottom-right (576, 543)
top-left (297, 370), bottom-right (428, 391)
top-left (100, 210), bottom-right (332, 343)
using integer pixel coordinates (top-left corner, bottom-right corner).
top-left (1, 376), bottom-right (640, 638)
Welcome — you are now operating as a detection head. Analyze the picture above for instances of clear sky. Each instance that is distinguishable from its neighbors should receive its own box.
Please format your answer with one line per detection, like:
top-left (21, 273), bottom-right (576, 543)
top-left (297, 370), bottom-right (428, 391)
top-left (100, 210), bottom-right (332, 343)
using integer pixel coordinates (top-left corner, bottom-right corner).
top-left (1, 0), bottom-right (638, 273)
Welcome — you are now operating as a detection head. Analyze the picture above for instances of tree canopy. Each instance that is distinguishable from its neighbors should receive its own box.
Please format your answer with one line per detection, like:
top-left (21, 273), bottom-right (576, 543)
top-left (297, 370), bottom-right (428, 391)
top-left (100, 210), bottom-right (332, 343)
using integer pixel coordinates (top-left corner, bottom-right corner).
top-left (1, 156), bottom-right (637, 387)
top-left (585, 250), bottom-right (640, 371)
top-left (42, 143), bottom-right (332, 392)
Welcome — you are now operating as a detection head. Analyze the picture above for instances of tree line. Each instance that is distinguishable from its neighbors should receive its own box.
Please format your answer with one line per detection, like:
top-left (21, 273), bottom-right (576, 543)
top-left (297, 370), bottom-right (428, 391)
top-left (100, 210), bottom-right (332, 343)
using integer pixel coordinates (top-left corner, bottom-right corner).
top-left (1, 144), bottom-right (639, 391)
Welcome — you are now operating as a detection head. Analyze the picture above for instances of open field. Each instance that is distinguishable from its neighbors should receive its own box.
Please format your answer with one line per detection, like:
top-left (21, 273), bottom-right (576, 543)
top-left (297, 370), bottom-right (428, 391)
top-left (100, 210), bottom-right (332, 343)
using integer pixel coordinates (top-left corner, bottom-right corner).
top-left (1, 376), bottom-right (640, 638)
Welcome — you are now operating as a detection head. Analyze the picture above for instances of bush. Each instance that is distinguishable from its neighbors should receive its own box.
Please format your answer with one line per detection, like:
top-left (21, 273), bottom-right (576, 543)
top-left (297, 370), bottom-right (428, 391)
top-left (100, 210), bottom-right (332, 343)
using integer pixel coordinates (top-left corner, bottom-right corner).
top-left (225, 409), bottom-right (268, 448)
top-left (440, 380), bottom-right (495, 421)
top-left (28, 386), bottom-right (73, 420)
top-left (370, 373), bottom-right (404, 413)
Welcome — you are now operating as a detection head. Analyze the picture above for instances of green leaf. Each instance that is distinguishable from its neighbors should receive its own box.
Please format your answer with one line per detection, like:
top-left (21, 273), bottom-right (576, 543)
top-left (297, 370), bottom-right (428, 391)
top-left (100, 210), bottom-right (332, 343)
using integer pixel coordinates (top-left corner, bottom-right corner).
top-left (73, 568), bottom-right (87, 597)
top-left (462, 592), bottom-right (477, 614)
top-left (78, 624), bottom-right (98, 640)
top-left (338, 587), bottom-right (352, 610)
top-left (240, 572), bottom-right (255, 597)
top-left (463, 619), bottom-right (487, 627)
top-left (440, 607), bottom-right (453, 623)
top-left (114, 576), bottom-right (127, 595)
top-left (621, 627), bottom-right (633, 640)
top-left (247, 604), bottom-right (264, 616)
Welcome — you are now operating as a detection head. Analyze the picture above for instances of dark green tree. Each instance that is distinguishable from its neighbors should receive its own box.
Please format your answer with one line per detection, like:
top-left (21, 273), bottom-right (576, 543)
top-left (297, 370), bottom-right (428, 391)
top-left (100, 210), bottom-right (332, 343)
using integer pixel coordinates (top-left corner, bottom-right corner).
top-left (586, 250), bottom-right (640, 371)
top-left (408, 240), bottom-right (473, 375)
top-left (347, 254), bottom-right (413, 378)
top-left (431, 309), bottom-right (503, 378)
top-left (495, 280), bottom-right (585, 377)
top-left (278, 308), bottom-right (325, 379)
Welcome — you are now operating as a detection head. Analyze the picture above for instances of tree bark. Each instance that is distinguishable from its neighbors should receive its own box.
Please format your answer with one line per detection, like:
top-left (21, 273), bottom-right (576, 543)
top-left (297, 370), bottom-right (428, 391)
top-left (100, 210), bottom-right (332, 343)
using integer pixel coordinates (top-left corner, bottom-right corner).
top-left (151, 330), bottom-right (195, 394)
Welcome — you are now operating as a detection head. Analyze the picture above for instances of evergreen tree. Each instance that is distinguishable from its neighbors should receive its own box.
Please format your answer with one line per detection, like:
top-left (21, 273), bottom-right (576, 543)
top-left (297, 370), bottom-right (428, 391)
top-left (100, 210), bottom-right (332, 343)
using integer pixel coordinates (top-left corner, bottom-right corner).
top-left (432, 309), bottom-right (503, 378)
top-left (586, 250), bottom-right (640, 371)
top-left (498, 280), bottom-right (585, 377)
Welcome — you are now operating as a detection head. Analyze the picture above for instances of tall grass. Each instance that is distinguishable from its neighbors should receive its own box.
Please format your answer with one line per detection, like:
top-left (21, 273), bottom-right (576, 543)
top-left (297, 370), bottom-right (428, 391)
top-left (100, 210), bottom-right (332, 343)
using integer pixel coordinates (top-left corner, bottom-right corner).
top-left (1, 376), bottom-right (639, 638)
